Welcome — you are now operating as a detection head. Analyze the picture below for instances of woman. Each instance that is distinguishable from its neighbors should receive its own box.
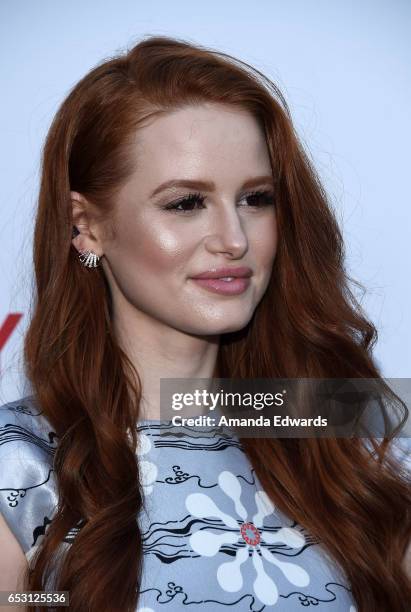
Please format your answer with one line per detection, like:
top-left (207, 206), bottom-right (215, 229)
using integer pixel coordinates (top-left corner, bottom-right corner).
top-left (0, 35), bottom-right (410, 611)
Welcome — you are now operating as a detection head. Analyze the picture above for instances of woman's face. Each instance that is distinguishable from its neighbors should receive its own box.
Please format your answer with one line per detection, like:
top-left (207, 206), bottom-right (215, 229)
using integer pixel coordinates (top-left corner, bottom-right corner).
top-left (95, 102), bottom-right (278, 335)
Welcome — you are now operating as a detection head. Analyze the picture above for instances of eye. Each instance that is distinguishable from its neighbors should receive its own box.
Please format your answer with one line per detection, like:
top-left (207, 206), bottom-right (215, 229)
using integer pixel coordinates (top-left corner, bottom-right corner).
top-left (240, 189), bottom-right (275, 208)
top-left (162, 189), bottom-right (275, 214)
top-left (163, 192), bottom-right (206, 213)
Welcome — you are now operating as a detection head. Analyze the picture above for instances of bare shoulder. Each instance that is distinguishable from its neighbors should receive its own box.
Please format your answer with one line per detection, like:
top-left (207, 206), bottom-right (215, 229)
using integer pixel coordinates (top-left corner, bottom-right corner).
top-left (0, 512), bottom-right (29, 612)
top-left (0, 400), bottom-right (31, 595)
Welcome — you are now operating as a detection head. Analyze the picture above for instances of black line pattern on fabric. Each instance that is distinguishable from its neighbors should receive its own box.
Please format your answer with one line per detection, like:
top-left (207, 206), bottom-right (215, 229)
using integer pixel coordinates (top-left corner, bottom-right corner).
top-left (6, 403), bottom-right (39, 416)
top-left (279, 581), bottom-right (353, 605)
top-left (140, 582), bottom-right (267, 611)
top-left (139, 580), bottom-right (352, 610)
top-left (0, 401), bottom-right (356, 610)
top-left (32, 515), bottom-right (53, 546)
top-left (138, 422), bottom-right (245, 452)
top-left (138, 422), bottom-right (232, 436)
top-left (151, 437), bottom-right (244, 452)
top-left (0, 407), bottom-right (58, 451)
top-left (0, 468), bottom-right (55, 508)
top-left (161, 465), bottom-right (266, 489)
top-left (30, 516), bottom-right (86, 548)
top-left (141, 514), bottom-right (317, 565)
top-left (63, 519), bottom-right (87, 545)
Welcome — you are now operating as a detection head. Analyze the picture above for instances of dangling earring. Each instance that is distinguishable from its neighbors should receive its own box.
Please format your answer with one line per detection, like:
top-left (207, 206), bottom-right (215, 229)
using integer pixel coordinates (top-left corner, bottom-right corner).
top-left (72, 226), bottom-right (101, 268)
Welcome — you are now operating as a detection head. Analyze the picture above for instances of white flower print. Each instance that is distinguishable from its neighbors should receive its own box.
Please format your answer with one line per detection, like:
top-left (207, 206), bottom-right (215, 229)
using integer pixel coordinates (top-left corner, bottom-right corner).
top-left (136, 431), bottom-right (158, 495)
top-left (186, 470), bottom-right (310, 606)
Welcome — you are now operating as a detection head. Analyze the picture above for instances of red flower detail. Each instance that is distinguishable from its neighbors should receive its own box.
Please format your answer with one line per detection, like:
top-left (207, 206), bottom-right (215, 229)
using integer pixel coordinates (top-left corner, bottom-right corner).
top-left (240, 522), bottom-right (261, 546)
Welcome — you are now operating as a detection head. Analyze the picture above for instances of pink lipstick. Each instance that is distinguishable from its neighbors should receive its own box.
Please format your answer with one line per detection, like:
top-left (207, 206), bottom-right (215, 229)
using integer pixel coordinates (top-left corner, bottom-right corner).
top-left (190, 267), bottom-right (252, 296)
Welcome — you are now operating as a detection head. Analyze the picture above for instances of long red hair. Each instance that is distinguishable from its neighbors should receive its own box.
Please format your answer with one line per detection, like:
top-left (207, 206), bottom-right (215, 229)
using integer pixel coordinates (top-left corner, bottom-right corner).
top-left (21, 35), bottom-right (410, 610)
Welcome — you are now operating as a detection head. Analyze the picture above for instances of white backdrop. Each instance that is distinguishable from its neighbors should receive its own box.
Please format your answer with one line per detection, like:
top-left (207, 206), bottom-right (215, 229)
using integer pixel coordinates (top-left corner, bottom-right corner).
top-left (1, 0), bottom-right (410, 404)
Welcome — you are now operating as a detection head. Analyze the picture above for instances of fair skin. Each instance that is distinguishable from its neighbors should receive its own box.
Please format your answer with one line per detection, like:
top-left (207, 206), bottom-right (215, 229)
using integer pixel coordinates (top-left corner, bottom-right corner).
top-left (71, 102), bottom-right (278, 420)
top-left (2, 103), bottom-right (410, 598)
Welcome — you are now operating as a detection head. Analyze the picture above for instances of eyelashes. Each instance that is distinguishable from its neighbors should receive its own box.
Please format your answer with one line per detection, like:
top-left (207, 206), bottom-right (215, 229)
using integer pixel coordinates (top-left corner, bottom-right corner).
top-left (162, 190), bottom-right (275, 214)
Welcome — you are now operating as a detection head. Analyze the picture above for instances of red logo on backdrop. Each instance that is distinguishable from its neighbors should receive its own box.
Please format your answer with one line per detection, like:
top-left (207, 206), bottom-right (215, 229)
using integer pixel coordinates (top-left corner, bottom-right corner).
top-left (0, 314), bottom-right (23, 374)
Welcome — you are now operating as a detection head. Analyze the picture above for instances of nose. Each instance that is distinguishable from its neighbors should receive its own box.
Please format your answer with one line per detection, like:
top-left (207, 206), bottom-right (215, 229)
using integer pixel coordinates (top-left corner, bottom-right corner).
top-left (203, 205), bottom-right (249, 259)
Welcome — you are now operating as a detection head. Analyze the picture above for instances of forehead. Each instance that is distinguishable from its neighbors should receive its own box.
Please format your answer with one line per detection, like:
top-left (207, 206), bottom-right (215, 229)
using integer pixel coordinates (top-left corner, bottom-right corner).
top-left (130, 103), bottom-right (271, 181)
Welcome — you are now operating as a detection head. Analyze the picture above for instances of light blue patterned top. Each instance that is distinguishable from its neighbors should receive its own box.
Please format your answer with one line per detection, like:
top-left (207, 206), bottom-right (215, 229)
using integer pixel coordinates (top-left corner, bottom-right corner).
top-left (1, 396), bottom-right (410, 611)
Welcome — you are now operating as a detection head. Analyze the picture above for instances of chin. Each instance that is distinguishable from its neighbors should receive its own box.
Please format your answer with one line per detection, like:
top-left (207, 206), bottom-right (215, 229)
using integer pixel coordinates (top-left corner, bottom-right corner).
top-left (188, 316), bottom-right (252, 336)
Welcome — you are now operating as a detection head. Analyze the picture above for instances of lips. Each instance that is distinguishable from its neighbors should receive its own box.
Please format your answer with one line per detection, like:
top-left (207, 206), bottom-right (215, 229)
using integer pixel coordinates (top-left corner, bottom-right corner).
top-left (190, 267), bottom-right (253, 280)
top-left (191, 277), bottom-right (250, 296)
top-left (189, 267), bottom-right (252, 296)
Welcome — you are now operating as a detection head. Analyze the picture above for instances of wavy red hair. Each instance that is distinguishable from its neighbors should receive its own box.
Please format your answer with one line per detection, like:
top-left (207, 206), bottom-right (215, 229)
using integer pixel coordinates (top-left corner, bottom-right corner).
top-left (20, 35), bottom-right (410, 610)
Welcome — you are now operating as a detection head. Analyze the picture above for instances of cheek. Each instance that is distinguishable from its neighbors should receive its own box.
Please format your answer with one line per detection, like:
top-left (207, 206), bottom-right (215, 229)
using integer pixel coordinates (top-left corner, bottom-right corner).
top-left (122, 218), bottom-right (193, 274)
top-left (251, 217), bottom-right (278, 267)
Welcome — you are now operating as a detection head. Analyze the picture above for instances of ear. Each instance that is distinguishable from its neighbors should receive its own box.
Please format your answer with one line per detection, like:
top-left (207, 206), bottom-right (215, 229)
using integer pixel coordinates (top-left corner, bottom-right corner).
top-left (70, 191), bottom-right (103, 257)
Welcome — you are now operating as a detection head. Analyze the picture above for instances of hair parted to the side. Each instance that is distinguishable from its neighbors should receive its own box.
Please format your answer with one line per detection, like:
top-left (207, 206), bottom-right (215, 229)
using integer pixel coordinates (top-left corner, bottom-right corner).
top-left (21, 34), bottom-right (410, 611)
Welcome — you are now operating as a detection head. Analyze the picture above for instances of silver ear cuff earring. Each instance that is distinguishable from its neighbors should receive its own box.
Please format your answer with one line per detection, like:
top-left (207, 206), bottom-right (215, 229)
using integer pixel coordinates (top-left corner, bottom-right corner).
top-left (72, 226), bottom-right (101, 268)
top-left (78, 250), bottom-right (101, 267)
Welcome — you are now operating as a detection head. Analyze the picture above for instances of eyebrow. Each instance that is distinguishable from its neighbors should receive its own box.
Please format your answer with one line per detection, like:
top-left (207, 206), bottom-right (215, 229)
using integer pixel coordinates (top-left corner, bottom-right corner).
top-left (149, 175), bottom-right (274, 198)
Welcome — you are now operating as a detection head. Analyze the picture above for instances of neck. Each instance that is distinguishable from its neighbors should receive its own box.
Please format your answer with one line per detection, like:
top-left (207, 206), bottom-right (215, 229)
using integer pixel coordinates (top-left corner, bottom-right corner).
top-left (113, 305), bottom-right (220, 421)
